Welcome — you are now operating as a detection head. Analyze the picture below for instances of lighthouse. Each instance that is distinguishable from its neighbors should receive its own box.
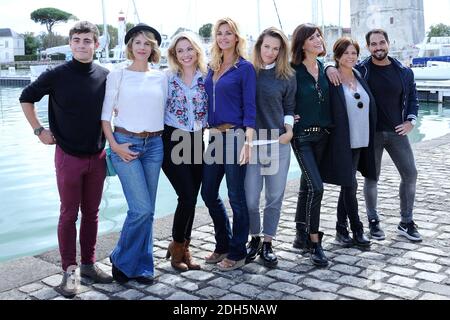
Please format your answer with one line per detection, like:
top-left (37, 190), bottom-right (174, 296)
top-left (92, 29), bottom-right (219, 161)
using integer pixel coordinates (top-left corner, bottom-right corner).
top-left (117, 10), bottom-right (126, 60)
top-left (350, 0), bottom-right (425, 58)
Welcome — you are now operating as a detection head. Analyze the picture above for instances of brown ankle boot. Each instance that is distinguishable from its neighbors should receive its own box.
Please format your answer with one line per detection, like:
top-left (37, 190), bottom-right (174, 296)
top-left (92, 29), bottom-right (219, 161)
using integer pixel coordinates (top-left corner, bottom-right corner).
top-left (183, 239), bottom-right (201, 270)
top-left (166, 241), bottom-right (189, 272)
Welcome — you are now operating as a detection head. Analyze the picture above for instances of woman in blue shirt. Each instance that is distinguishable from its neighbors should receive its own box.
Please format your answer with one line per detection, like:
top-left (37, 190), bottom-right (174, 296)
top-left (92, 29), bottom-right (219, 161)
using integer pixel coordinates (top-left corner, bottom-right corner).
top-left (202, 17), bottom-right (256, 271)
top-left (163, 32), bottom-right (208, 272)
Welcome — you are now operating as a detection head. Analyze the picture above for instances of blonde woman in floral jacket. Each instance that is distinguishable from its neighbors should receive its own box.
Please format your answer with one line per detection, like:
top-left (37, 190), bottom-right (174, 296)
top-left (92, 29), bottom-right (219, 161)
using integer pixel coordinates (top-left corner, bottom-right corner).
top-left (163, 32), bottom-right (208, 272)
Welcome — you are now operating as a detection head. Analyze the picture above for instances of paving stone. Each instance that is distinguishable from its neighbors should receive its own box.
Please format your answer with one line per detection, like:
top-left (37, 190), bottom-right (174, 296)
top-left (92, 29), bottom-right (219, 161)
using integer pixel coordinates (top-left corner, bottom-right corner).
top-left (240, 274), bottom-right (276, 287)
top-left (78, 291), bottom-right (110, 300)
top-left (330, 264), bottom-right (361, 275)
top-left (300, 278), bottom-right (341, 293)
top-left (387, 275), bottom-right (420, 288)
top-left (403, 251), bottom-right (438, 262)
top-left (30, 287), bottom-right (60, 300)
top-left (256, 290), bottom-right (285, 300)
top-left (182, 270), bottom-right (215, 281)
top-left (92, 282), bottom-right (127, 293)
top-left (265, 269), bottom-right (303, 284)
top-left (296, 290), bottom-right (339, 300)
top-left (419, 293), bottom-right (450, 300)
top-left (336, 275), bottom-right (371, 288)
top-left (219, 293), bottom-right (246, 300)
top-left (437, 258), bottom-right (450, 266)
top-left (114, 289), bottom-right (145, 300)
top-left (338, 287), bottom-right (380, 300)
top-left (158, 273), bottom-right (184, 286)
top-left (0, 289), bottom-right (32, 300)
top-left (369, 283), bottom-right (421, 299)
top-left (41, 274), bottom-right (63, 287)
top-left (207, 277), bottom-right (237, 290)
top-left (18, 283), bottom-right (44, 294)
top-left (391, 242), bottom-right (421, 251)
top-left (384, 266), bottom-right (418, 277)
top-left (414, 272), bottom-right (447, 283)
top-left (418, 282), bottom-right (450, 297)
top-left (197, 286), bottom-right (228, 299)
top-left (229, 283), bottom-right (262, 298)
top-left (333, 255), bottom-right (361, 265)
top-left (144, 283), bottom-right (177, 297)
top-left (358, 252), bottom-right (386, 261)
top-left (418, 247), bottom-right (448, 257)
top-left (387, 257), bottom-right (415, 267)
top-left (166, 292), bottom-right (201, 300)
top-left (309, 269), bottom-right (341, 281)
top-left (267, 282), bottom-right (302, 295)
top-left (175, 281), bottom-right (199, 292)
top-left (414, 262), bottom-right (443, 273)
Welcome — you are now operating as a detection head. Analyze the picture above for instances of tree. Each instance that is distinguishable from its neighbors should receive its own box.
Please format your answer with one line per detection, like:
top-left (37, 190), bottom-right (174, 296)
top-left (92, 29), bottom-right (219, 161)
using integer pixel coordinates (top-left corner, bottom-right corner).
top-left (427, 23), bottom-right (450, 41)
top-left (23, 32), bottom-right (42, 55)
top-left (97, 24), bottom-right (118, 48)
top-left (30, 7), bottom-right (77, 34)
top-left (38, 32), bottom-right (69, 49)
top-left (199, 23), bottom-right (213, 40)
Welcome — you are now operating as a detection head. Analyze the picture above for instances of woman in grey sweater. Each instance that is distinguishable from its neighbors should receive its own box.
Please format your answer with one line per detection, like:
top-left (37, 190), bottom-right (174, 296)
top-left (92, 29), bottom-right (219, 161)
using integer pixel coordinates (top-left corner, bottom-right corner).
top-left (244, 27), bottom-right (297, 268)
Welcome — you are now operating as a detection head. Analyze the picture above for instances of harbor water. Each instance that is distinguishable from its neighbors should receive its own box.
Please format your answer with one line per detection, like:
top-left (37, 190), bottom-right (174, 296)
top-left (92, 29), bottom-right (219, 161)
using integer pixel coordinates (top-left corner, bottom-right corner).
top-left (1, 85), bottom-right (449, 262)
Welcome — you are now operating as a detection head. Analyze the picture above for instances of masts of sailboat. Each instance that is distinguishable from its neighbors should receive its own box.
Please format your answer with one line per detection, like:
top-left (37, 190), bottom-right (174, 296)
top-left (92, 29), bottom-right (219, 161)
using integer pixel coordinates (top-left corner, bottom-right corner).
top-left (102, 0), bottom-right (109, 59)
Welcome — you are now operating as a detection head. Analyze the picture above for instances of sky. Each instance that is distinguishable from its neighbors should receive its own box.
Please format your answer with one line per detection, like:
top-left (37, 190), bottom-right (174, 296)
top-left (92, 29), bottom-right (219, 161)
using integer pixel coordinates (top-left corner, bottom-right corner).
top-left (1, 0), bottom-right (450, 40)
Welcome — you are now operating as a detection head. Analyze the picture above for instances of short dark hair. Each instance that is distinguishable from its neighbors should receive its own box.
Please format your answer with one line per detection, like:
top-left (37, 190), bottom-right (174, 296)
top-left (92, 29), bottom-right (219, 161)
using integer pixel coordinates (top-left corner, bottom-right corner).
top-left (291, 23), bottom-right (326, 65)
top-left (333, 37), bottom-right (360, 68)
top-left (365, 29), bottom-right (389, 45)
top-left (69, 21), bottom-right (99, 43)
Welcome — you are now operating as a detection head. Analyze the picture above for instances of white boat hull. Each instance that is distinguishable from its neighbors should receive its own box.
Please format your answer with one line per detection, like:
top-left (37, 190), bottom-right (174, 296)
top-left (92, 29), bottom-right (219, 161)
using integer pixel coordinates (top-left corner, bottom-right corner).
top-left (412, 67), bottom-right (450, 81)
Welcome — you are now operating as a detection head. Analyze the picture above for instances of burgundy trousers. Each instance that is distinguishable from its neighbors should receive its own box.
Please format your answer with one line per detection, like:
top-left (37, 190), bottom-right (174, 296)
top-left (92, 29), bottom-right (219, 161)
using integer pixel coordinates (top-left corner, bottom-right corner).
top-left (54, 146), bottom-right (106, 271)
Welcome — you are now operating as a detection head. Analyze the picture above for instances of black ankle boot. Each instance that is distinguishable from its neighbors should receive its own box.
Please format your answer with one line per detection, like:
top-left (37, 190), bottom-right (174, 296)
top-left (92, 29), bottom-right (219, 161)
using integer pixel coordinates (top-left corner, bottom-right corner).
top-left (246, 236), bottom-right (262, 263)
top-left (336, 222), bottom-right (354, 247)
top-left (310, 232), bottom-right (329, 267)
top-left (260, 242), bottom-right (278, 268)
top-left (352, 222), bottom-right (371, 247)
top-left (293, 224), bottom-right (309, 251)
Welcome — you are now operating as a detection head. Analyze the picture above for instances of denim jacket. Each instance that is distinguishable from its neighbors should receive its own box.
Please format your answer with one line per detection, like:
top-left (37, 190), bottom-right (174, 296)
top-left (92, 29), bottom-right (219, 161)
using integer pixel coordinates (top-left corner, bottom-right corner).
top-left (355, 56), bottom-right (419, 122)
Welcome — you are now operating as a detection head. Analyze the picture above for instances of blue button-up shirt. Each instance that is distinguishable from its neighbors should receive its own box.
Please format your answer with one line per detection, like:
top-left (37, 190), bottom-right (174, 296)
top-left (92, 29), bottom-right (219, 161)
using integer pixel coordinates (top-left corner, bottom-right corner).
top-left (205, 57), bottom-right (256, 129)
top-left (165, 70), bottom-right (208, 132)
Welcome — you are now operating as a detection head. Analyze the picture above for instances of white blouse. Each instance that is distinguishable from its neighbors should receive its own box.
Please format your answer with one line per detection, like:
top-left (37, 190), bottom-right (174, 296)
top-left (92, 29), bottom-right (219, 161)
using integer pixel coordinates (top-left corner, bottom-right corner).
top-left (101, 68), bottom-right (168, 133)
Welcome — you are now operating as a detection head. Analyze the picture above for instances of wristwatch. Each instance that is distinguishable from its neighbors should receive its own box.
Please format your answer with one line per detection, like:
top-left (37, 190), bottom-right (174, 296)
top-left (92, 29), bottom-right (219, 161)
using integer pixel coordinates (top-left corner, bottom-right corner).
top-left (408, 119), bottom-right (417, 126)
top-left (34, 126), bottom-right (45, 136)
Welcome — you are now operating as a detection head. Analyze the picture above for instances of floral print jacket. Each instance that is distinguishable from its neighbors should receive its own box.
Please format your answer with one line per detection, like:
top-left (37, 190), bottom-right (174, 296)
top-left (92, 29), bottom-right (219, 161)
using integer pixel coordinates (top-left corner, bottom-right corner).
top-left (165, 70), bottom-right (208, 132)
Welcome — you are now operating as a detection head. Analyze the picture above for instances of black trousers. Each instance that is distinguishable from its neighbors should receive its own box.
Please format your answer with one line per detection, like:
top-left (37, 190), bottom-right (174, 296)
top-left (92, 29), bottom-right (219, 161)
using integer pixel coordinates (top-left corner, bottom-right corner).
top-left (291, 131), bottom-right (329, 234)
top-left (337, 148), bottom-right (364, 231)
top-left (162, 125), bottom-right (204, 243)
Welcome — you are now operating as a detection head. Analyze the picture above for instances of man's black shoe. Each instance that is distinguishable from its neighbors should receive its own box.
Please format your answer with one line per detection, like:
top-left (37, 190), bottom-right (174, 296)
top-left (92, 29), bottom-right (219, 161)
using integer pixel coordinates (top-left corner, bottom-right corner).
top-left (398, 221), bottom-right (422, 242)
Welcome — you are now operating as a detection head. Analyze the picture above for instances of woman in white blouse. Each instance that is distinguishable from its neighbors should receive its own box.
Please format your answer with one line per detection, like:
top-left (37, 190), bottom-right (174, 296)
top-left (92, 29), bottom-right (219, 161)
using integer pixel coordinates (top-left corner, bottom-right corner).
top-left (101, 24), bottom-right (167, 285)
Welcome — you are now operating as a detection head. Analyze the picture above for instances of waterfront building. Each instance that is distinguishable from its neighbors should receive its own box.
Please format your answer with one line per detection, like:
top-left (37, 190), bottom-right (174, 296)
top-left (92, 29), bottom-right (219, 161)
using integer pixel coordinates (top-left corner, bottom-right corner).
top-left (0, 28), bottom-right (25, 63)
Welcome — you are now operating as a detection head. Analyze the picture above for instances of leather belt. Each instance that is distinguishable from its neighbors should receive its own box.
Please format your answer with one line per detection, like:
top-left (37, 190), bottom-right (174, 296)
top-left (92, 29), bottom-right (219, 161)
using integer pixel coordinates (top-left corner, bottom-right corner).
top-left (209, 123), bottom-right (236, 134)
top-left (304, 126), bottom-right (324, 133)
top-left (115, 127), bottom-right (163, 138)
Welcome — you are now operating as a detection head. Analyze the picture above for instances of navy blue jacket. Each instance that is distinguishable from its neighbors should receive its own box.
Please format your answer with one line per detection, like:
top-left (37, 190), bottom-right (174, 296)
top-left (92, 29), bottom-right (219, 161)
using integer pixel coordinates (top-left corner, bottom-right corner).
top-left (320, 69), bottom-right (377, 187)
top-left (355, 56), bottom-right (419, 123)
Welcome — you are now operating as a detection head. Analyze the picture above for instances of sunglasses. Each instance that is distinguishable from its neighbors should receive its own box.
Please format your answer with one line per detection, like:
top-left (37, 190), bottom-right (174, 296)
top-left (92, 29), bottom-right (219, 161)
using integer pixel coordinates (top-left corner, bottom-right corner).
top-left (354, 92), bottom-right (364, 109)
top-left (315, 82), bottom-right (325, 103)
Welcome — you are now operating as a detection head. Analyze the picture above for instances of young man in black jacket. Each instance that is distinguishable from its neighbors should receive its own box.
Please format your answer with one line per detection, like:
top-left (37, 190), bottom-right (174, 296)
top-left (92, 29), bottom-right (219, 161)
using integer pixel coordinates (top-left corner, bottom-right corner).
top-left (327, 29), bottom-right (421, 243)
top-left (20, 21), bottom-right (113, 298)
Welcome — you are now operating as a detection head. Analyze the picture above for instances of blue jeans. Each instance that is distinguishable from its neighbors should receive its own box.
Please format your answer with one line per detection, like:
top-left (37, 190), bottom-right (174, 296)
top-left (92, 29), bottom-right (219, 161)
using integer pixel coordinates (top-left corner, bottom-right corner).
top-left (364, 131), bottom-right (417, 224)
top-left (245, 143), bottom-right (291, 238)
top-left (201, 130), bottom-right (249, 261)
top-left (109, 132), bottom-right (163, 278)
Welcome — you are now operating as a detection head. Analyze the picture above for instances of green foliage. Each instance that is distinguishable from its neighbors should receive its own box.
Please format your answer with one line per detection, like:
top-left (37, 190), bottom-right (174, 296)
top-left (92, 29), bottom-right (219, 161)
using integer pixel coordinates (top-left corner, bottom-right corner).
top-left (30, 7), bottom-right (77, 34)
top-left (199, 23), bottom-right (213, 39)
top-left (38, 32), bottom-right (69, 49)
top-left (97, 24), bottom-right (118, 47)
top-left (428, 24), bottom-right (450, 41)
top-left (23, 32), bottom-right (42, 55)
top-left (14, 55), bottom-right (38, 61)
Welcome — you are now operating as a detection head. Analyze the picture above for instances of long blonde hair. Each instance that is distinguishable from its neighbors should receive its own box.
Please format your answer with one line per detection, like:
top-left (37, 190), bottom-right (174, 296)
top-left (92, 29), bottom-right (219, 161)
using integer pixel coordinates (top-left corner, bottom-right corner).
top-left (167, 32), bottom-right (207, 76)
top-left (252, 27), bottom-right (294, 80)
top-left (209, 18), bottom-right (247, 72)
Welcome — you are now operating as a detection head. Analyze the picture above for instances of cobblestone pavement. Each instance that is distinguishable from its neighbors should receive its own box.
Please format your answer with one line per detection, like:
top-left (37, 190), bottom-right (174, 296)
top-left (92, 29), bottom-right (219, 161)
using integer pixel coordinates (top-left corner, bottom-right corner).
top-left (1, 135), bottom-right (450, 301)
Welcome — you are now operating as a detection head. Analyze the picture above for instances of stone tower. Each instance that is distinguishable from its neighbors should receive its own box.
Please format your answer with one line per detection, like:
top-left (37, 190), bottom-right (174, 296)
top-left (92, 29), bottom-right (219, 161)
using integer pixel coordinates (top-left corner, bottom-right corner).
top-left (350, 0), bottom-right (425, 56)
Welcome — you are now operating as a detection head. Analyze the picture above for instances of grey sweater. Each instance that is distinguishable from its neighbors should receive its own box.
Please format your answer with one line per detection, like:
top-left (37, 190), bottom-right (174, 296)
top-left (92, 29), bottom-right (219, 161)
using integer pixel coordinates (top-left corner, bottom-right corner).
top-left (255, 67), bottom-right (297, 140)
